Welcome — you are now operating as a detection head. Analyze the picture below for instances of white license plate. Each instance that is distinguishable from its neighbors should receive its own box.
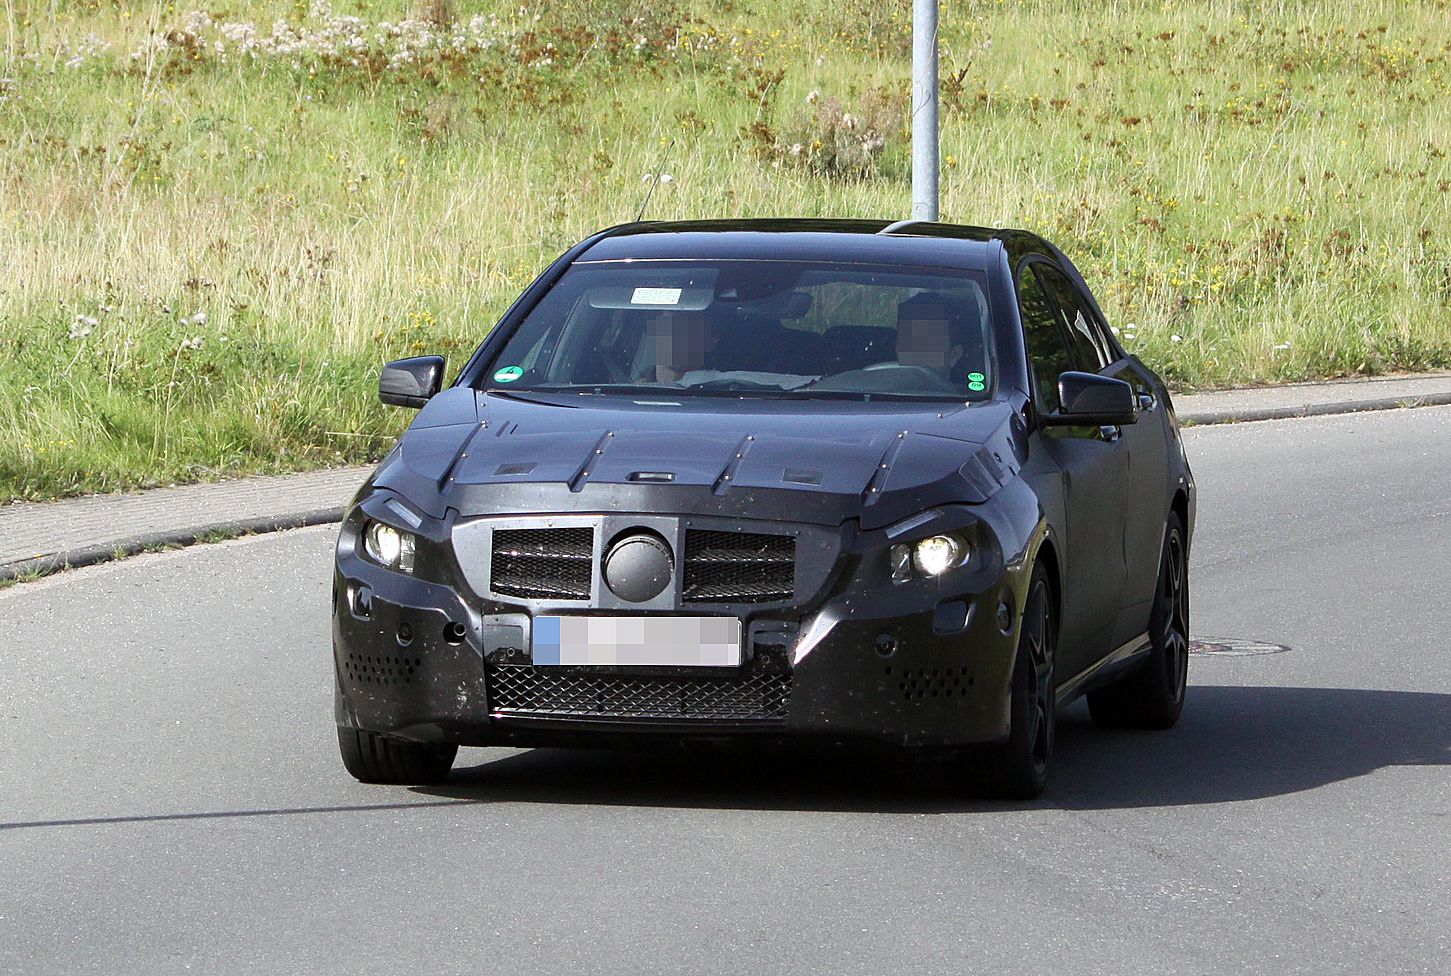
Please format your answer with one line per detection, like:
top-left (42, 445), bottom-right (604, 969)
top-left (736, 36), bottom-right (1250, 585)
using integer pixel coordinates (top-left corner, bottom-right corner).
top-left (532, 615), bottom-right (742, 667)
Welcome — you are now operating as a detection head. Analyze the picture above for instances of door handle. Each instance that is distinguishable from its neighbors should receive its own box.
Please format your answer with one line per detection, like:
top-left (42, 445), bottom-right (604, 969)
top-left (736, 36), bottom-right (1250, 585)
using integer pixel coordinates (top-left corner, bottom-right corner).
top-left (1137, 392), bottom-right (1158, 413)
top-left (1099, 425), bottom-right (1122, 443)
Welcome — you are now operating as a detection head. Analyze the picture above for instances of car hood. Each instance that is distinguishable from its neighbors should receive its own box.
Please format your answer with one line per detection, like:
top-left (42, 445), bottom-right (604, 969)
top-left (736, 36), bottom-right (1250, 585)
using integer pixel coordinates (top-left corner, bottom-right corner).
top-left (371, 389), bottom-right (1023, 529)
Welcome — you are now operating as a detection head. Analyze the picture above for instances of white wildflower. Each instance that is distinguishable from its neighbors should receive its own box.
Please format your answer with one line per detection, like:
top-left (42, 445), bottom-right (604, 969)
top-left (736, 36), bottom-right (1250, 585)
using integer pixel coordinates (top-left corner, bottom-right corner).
top-left (1170, 334), bottom-right (1183, 343)
top-left (805, 89), bottom-right (820, 104)
top-left (659, 173), bottom-right (674, 184)
top-left (68, 315), bottom-right (97, 340)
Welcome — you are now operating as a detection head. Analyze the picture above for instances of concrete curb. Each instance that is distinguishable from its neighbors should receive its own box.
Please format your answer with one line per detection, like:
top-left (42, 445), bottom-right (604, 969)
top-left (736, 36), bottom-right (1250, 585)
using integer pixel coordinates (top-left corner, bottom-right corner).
top-left (1, 507), bottom-right (343, 584)
top-left (1179, 389), bottom-right (1451, 426)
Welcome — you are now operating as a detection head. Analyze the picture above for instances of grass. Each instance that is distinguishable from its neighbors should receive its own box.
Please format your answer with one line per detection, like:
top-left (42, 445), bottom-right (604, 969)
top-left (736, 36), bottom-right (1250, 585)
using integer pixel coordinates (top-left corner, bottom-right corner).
top-left (1, 0), bottom-right (1448, 502)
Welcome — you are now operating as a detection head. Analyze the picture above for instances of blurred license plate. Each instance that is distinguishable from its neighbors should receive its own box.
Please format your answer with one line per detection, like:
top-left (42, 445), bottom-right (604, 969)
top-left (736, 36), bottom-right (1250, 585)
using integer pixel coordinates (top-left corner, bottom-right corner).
top-left (532, 615), bottom-right (742, 667)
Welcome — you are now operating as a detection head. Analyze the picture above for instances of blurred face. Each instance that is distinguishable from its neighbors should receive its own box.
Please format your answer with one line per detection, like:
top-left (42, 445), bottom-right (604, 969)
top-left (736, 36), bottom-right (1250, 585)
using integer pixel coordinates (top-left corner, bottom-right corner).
top-left (648, 311), bottom-right (713, 376)
top-left (896, 304), bottom-right (959, 373)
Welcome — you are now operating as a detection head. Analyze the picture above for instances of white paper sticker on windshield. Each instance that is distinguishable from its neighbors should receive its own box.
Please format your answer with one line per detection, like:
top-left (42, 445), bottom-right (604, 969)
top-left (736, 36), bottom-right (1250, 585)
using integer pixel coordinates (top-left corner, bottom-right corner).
top-left (631, 287), bottom-right (683, 306)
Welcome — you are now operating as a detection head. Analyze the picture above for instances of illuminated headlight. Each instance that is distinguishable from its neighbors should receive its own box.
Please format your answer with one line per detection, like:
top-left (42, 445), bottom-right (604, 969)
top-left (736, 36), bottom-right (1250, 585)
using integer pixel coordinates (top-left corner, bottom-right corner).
top-left (364, 521), bottom-right (416, 573)
top-left (891, 533), bottom-right (969, 582)
top-left (914, 535), bottom-right (965, 575)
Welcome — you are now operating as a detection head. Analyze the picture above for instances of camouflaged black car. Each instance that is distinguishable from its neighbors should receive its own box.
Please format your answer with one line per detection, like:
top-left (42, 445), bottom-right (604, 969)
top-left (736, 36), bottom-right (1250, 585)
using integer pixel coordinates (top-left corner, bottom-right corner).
top-left (333, 219), bottom-right (1195, 799)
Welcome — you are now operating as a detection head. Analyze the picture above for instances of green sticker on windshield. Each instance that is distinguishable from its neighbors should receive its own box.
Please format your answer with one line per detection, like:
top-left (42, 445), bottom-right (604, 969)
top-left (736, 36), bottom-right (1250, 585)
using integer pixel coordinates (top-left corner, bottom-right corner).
top-left (967, 372), bottom-right (985, 383)
top-left (493, 365), bottom-right (524, 383)
top-left (968, 381), bottom-right (986, 392)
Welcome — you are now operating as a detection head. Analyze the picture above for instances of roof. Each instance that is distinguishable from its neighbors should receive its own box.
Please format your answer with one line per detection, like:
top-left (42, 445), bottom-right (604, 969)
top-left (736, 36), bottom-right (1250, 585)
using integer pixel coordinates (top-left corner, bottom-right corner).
top-left (574, 218), bottom-right (1032, 270)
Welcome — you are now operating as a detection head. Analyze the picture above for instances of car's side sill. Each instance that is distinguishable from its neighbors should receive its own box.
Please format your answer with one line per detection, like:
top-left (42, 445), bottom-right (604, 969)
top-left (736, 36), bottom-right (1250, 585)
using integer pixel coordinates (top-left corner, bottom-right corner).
top-left (1056, 632), bottom-right (1152, 705)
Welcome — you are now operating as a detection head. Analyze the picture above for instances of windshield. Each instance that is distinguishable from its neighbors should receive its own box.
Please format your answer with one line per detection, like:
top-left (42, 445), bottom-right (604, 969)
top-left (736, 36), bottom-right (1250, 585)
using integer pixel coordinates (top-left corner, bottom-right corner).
top-left (480, 260), bottom-right (996, 400)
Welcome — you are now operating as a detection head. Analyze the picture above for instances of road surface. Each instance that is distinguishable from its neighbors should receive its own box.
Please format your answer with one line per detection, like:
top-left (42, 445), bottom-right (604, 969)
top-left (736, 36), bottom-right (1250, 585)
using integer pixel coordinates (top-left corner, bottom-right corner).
top-left (2, 406), bottom-right (1448, 974)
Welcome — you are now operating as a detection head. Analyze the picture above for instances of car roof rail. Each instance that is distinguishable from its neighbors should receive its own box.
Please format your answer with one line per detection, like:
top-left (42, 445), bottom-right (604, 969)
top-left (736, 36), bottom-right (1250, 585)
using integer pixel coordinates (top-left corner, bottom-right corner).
top-left (878, 219), bottom-right (934, 235)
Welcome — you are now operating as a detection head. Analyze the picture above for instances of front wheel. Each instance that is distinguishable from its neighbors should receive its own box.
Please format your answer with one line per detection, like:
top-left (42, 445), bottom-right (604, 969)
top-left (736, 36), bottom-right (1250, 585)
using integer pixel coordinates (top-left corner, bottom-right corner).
top-left (960, 563), bottom-right (1056, 800)
top-left (1087, 512), bottom-right (1189, 730)
top-left (338, 728), bottom-right (457, 785)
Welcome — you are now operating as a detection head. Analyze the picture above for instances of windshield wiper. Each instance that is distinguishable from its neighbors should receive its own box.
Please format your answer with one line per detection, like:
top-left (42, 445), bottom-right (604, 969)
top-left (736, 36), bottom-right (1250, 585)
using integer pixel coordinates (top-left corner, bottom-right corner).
top-left (502, 384), bottom-right (968, 403)
top-left (784, 389), bottom-right (964, 402)
top-left (523, 383), bottom-right (677, 395)
top-left (685, 379), bottom-right (795, 393)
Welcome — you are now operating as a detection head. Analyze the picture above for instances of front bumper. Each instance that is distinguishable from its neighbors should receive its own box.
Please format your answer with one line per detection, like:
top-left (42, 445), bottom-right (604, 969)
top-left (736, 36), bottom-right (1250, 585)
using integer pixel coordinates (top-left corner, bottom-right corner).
top-left (333, 504), bottom-right (1028, 750)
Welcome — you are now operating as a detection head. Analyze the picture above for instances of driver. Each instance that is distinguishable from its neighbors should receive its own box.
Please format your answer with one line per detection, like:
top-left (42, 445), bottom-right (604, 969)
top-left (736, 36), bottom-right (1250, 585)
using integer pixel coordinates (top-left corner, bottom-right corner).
top-left (644, 309), bottom-right (716, 384)
top-left (893, 292), bottom-right (965, 379)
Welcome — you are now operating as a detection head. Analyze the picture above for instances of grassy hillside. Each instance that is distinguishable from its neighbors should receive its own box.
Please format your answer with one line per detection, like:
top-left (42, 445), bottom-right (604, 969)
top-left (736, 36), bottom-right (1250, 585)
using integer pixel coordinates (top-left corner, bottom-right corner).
top-left (2, 0), bottom-right (1449, 501)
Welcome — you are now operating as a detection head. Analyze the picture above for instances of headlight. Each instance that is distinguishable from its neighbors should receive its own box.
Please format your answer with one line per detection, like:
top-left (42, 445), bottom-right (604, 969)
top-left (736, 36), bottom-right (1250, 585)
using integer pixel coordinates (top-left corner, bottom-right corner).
top-left (891, 533), bottom-right (969, 582)
top-left (914, 535), bottom-right (964, 576)
top-left (364, 521), bottom-right (416, 573)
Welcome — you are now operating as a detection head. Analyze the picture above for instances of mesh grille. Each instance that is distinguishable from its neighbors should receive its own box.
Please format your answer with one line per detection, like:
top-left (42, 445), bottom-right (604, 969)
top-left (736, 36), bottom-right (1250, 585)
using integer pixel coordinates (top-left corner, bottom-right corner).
top-left (487, 665), bottom-right (791, 721)
top-left (491, 527), bottom-right (594, 600)
top-left (683, 530), bottom-right (795, 603)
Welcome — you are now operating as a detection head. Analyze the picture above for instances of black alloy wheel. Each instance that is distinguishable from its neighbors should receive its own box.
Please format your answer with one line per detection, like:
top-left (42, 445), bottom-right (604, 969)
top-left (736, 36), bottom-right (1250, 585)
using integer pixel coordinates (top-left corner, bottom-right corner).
top-left (1087, 512), bottom-right (1190, 730)
top-left (963, 563), bottom-right (1056, 800)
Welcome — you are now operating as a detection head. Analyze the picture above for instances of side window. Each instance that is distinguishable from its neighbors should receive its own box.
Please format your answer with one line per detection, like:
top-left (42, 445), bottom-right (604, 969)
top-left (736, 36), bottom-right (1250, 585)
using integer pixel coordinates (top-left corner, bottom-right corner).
top-left (1032, 265), bottom-right (1113, 371)
top-left (1016, 266), bottom-right (1075, 413)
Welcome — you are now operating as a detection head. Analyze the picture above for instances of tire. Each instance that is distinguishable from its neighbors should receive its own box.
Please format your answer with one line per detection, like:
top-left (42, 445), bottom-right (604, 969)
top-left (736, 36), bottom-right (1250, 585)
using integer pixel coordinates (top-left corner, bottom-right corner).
top-left (1087, 512), bottom-right (1189, 730)
top-left (337, 727), bottom-right (458, 785)
top-left (961, 563), bottom-right (1056, 800)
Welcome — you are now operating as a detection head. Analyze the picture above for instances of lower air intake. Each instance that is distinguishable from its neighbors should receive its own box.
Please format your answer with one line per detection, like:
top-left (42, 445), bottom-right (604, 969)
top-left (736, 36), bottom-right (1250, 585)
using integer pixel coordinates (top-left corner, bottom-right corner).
top-left (487, 665), bottom-right (791, 722)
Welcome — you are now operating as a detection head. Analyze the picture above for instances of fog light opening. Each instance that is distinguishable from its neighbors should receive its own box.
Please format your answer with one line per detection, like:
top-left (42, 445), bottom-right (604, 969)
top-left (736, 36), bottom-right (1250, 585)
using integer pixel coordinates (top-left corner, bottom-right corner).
top-left (443, 621), bottom-right (467, 645)
top-left (874, 632), bottom-right (898, 658)
top-left (996, 600), bottom-right (1013, 634)
top-left (397, 621), bottom-right (414, 647)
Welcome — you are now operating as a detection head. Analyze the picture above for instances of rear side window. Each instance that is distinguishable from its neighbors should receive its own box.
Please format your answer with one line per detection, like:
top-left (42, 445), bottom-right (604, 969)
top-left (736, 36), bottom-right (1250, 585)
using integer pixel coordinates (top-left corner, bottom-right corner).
top-left (1017, 267), bottom-right (1074, 413)
top-left (1032, 264), bottom-right (1114, 371)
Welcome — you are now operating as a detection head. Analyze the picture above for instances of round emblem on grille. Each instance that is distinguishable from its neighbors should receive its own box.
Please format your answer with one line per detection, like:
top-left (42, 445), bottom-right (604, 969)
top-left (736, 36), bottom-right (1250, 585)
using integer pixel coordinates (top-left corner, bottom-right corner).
top-left (603, 532), bottom-right (673, 603)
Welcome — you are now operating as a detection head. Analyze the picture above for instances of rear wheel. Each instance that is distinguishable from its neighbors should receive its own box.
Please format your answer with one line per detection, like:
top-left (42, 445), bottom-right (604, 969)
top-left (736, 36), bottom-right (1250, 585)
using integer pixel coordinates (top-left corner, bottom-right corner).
top-left (961, 564), bottom-right (1056, 800)
top-left (1087, 512), bottom-right (1189, 730)
top-left (338, 727), bottom-right (457, 785)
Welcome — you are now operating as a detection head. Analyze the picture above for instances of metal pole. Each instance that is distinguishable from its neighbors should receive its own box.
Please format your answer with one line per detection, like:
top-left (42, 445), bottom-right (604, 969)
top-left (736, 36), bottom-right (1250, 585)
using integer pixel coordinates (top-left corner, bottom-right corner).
top-left (911, 0), bottom-right (940, 221)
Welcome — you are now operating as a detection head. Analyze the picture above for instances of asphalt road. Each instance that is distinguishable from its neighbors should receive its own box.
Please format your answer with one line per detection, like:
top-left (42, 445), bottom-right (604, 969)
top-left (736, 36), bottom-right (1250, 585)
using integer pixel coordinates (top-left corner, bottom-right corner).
top-left (2, 406), bottom-right (1448, 975)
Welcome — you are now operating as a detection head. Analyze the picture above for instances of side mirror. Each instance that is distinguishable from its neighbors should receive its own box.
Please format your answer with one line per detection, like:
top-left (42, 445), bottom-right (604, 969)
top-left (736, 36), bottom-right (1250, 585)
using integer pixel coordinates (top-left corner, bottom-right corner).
top-left (1044, 371), bottom-right (1138, 427)
top-left (380, 356), bottom-right (445, 409)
